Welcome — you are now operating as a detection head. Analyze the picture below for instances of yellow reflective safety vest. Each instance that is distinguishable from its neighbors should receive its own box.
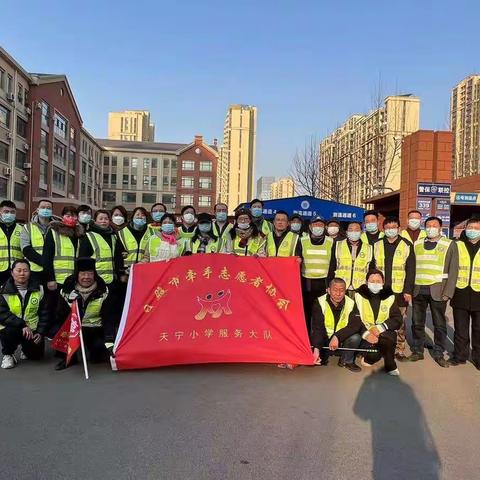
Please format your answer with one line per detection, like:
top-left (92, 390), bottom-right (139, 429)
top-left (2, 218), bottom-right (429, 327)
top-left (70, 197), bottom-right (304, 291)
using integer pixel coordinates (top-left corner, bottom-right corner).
top-left (361, 231), bottom-right (384, 245)
top-left (118, 227), bottom-right (149, 267)
top-left (301, 235), bottom-right (333, 279)
top-left (24, 223), bottom-right (46, 272)
top-left (266, 231), bottom-right (298, 257)
top-left (147, 234), bottom-right (185, 260)
top-left (52, 231), bottom-right (76, 284)
top-left (414, 237), bottom-right (451, 285)
top-left (86, 232), bottom-right (115, 284)
top-left (456, 240), bottom-right (480, 291)
top-left (3, 289), bottom-right (43, 330)
top-left (81, 294), bottom-right (107, 327)
top-left (257, 219), bottom-right (272, 236)
top-left (318, 294), bottom-right (355, 338)
top-left (212, 222), bottom-right (233, 250)
top-left (335, 239), bottom-right (373, 289)
top-left (232, 235), bottom-right (265, 256)
top-left (177, 226), bottom-right (196, 240)
top-left (147, 224), bottom-right (161, 237)
top-left (355, 293), bottom-right (395, 330)
top-left (190, 237), bottom-right (219, 254)
top-left (400, 229), bottom-right (426, 244)
top-left (374, 239), bottom-right (411, 293)
top-left (0, 224), bottom-right (23, 272)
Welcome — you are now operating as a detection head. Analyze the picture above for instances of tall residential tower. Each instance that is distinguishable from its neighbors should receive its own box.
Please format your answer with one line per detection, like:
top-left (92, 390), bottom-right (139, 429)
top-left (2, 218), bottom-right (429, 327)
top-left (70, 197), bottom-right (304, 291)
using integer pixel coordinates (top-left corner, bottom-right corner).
top-left (108, 110), bottom-right (155, 142)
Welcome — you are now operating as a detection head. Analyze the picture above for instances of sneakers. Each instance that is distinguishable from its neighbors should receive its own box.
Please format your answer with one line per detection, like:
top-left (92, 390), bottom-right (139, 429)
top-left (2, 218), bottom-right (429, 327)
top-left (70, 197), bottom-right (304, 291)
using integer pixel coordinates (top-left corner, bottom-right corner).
top-left (338, 359), bottom-right (362, 373)
top-left (395, 353), bottom-right (409, 362)
top-left (387, 368), bottom-right (400, 376)
top-left (408, 352), bottom-right (425, 362)
top-left (19, 351), bottom-right (28, 361)
top-left (1, 355), bottom-right (17, 369)
top-left (447, 357), bottom-right (466, 367)
top-left (434, 357), bottom-right (449, 368)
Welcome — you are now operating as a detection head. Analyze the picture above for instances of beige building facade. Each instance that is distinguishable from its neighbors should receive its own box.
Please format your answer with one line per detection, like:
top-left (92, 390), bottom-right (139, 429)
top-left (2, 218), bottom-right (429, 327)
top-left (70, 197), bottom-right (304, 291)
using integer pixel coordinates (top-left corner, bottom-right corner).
top-left (270, 177), bottom-right (295, 199)
top-left (319, 95), bottom-right (420, 206)
top-left (451, 75), bottom-right (480, 178)
top-left (218, 104), bottom-right (257, 212)
top-left (108, 110), bottom-right (155, 142)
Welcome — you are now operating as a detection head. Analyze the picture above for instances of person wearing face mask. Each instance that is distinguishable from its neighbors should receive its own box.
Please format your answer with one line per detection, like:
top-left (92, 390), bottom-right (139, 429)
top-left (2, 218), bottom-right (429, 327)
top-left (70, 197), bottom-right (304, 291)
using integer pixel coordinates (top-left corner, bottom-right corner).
top-left (147, 203), bottom-right (167, 236)
top-left (295, 216), bottom-right (334, 335)
top-left (0, 200), bottom-right (24, 287)
top-left (401, 210), bottom-right (426, 244)
top-left (178, 206), bottom-right (197, 241)
top-left (448, 217), bottom-right (480, 369)
top-left (361, 210), bottom-right (384, 246)
top-left (250, 199), bottom-right (272, 236)
top-left (290, 214), bottom-right (307, 237)
top-left (110, 205), bottom-right (128, 232)
top-left (326, 220), bottom-right (346, 241)
top-left (221, 209), bottom-right (266, 256)
top-left (373, 217), bottom-right (415, 361)
top-left (187, 213), bottom-right (219, 254)
top-left (266, 210), bottom-right (299, 257)
top-left (355, 269), bottom-right (403, 376)
top-left (21, 199), bottom-right (56, 285)
top-left (78, 205), bottom-right (93, 232)
top-left (118, 207), bottom-right (150, 270)
top-left (143, 214), bottom-right (186, 262)
top-left (410, 216), bottom-right (458, 367)
top-left (330, 221), bottom-right (373, 296)
top-left (212, 203), bottom-right (233, 250)
top-left (311, 278), bottom-right (362, 371)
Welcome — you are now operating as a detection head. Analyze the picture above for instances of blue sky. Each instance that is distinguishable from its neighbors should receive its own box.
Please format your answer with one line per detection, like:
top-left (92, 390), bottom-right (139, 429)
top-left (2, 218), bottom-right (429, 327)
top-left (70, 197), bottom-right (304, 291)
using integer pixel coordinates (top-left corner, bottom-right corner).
top-left (2, 0), bottom-right (478, 178)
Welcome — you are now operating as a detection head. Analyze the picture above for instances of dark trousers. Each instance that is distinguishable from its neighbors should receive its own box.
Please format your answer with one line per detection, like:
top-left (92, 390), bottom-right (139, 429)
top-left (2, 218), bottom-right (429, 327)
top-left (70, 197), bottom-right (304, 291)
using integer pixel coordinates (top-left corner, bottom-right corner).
top-left (83, 327), bottom-right (108, 363)
top-left (412, 293), bottom-right (447, 357)
top-left (321, 333), bottom-right (362, 364)
top-left (361, 334), bottom-right (397, 372)
top-left (452, 308), bottom-right (480, 365)
top-left (0, 325), bottom-right (45, 358)
top-left (302, 277), bottom-right (327, 337)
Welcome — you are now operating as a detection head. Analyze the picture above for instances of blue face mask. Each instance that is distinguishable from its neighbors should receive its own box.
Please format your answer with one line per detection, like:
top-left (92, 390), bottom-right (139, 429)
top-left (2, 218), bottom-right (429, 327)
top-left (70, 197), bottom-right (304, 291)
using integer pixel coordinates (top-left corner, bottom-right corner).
top-left (198, 223), bottom-right (211, 233)
top-left (216, 212), bottom-right (227, 222)
top-left (79, 213), bottom-right (92, 224)
top-left (152, 211), bottom-right (164, 222)
top-left (290, 223), bottom-right (302, 232)
top-left (133, 218), bottom-right (147, 228)
top-left (1, 213), bottom-right (16, 224)
top-left (365, 222), bottom-right (378, 233)
top-left (251, 207), bottom-right (263, 218)
top-left (161, 223), bottom-right (175, 234)
top-left (38, 208), bottom-right (52, 218)
top-left (466, 228), bottom-right (480, 240)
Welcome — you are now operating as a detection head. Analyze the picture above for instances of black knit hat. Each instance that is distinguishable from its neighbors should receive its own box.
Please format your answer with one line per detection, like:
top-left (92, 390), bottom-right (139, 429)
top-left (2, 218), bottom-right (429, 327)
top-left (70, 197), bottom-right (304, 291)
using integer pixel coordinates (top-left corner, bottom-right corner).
top-left (197, 213), bottom-right (212, 224)
top-left (76, 257), bottom-right (96, 272)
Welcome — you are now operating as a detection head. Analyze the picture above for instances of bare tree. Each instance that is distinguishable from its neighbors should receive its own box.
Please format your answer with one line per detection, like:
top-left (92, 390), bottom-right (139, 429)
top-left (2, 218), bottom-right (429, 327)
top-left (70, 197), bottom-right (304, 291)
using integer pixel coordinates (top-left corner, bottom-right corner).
top-left (290, 136), bottom-right (321, 197)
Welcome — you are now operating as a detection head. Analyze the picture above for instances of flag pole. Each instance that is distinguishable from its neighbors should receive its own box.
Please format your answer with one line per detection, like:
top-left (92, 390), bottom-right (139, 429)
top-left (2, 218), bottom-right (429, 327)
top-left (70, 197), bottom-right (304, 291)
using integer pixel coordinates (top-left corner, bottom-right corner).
top-left (321, 346), bottom-right (378, 353)
top-left (78, 326), bottom-right (89, 380)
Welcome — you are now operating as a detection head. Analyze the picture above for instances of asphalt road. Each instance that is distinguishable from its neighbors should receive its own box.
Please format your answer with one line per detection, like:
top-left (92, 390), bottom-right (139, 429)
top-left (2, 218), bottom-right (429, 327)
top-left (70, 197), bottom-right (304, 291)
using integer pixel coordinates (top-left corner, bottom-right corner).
top-left (1, 318), bottom-right (480, 480)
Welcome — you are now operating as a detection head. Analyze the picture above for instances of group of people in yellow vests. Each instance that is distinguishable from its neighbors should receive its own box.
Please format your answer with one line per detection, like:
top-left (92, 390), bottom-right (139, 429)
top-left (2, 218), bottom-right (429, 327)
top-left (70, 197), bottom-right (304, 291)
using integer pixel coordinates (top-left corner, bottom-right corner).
top-left (0, 197), bottom-right (479, 377)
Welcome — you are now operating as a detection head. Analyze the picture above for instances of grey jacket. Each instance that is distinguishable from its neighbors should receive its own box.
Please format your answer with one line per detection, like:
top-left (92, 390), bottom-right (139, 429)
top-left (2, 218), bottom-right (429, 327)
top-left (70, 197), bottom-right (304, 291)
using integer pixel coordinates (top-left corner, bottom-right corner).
top-left (413, 239), bottom-right (459, 301)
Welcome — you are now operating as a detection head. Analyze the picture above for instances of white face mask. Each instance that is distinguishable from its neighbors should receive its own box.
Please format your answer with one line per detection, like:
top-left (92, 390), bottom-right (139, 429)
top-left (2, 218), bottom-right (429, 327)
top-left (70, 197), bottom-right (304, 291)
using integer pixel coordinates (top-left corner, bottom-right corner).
top-left (384, 228), bottom-right (398, 239)
top-left (183, 213), bottom-right (195, 224)
top-left (408, 218), bottom-right (421, 230)
top-left (311, 226), bottom-right (324, 237)
top-left (112, 215), bottom-right (125, 226)
top-left (290, 223), bottom-right (302, 233)
top-left (426, 227), bottom-right (440, 239)
top-left (347, 231), bottom-right (361, 242)
top-left (327, 226), bottom-right (339, 236)
top-left (368, 282), bottom-right (383, 294)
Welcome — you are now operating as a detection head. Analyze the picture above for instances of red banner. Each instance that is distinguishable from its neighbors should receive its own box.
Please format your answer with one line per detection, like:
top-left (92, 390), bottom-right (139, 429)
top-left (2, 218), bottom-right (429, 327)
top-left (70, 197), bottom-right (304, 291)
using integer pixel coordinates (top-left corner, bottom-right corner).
top-left (112, 254), bottom-right (314, 370)
top-left (51, 299), bottom-right (81, 365)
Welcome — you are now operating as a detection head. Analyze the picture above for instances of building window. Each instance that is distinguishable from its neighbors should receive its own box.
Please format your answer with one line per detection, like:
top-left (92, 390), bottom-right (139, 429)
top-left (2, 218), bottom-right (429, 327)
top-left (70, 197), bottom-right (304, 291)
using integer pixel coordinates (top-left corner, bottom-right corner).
top-left (54, 141), bottom-right (66, 166)
top-left (14, 183), bottom-right (25, 202)
top-left (142, 193), bottom-right (156, 203)
top-left (151, 176), bottom-right (157, 186)
top-left (122, 192), bottom-right (136, 203)
top-left (171, 177), bottom-right (177, 187)
top-left (88, 165), bottom-right (92, 179)
top-left (39, 160), bottom-right (48, 185)
top-left (163, 158), bottom-right (170, 168)
top-left (103, 173), bottom-right (109, 184)
top-left (143, 175), bottom-right (150, 186)
top-left (53, 167), bottom-right (66, 190)
top-left (81, 161), bottom-right (87, 176)
top-left (81, 182), bottom-right (86, 195)
top-left (151, 158), bottom-right (158, 169)
top-left (68, 174), bottom-right (75, 193)
top-left (163, 176), bottom-right (169, 187)
top-left (69, 150), bottom-right (76, 171)
top-left (182, 160), bottom-right (195, 171)
top-left (16, 117), bottom-right (27, 138)
top-left (171, 159), bottom-right (177, 169)
top-left (131, 175), bottom-right (137, 185)
top-left (0, 143), bottom-right (8, 164)
top-left (199, 161), bottom-right (212, 172)
top-left (199, 177), bottom-right (212, 189)
top-left (0, 68), bottom-right (5, 91)
top-left (198, 195), bottom-right (211, 207)
top-left (40, 130), bottom-right (49, 156)
top-left (111, 156), bottom-right (117, 167)
top-left (15, 150), bottom-right (26, 170)
top-left (103, 191), bottom-right (116, 202)
top-left (181, 176), bottom-right (194, 188)
top-left (111, 173), bottom-right (117, 184)
top-left (70, 127), bottom-right (75, 144)
top-left (41, 102), bottom-right (49, 126)
top-left (54, 113), bottom-right (67, 138)
top-left (103, 156), bottom-right (110, 166)
top-left (163, 194), bottom-right (175, 205)
top-left (0, 177), bottom-right (7, 197)
top-left (0, 105), bottom-right (10, 128)
top-left (180, 194), bottom-right (194, 205)
top-left (131, 157), bottom-right (138, 168)
top-left (122, 174), bottom-right (128, 186)
top-left (17, 84), bottom-right (24, 104)
top-left (123, 156), bottom-right (129, 167)
top-left (7, 75), bottom-right (13, 94)
top-left (143, 158), bottom-right (150, 169)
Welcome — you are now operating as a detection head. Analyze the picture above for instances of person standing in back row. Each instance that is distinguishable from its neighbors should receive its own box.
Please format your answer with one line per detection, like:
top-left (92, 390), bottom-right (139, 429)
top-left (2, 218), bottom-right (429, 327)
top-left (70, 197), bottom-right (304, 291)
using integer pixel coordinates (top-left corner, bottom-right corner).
top-left (265, 211), bottom-right (298, 257)
top-left (401, 209), bottom-right (426, 244)
top-left (250, 199), bottom-right (272, 236)
top-left (0, 200), bottom-right (24, 287)
top-left (361, 210), bottom-right (384, 246)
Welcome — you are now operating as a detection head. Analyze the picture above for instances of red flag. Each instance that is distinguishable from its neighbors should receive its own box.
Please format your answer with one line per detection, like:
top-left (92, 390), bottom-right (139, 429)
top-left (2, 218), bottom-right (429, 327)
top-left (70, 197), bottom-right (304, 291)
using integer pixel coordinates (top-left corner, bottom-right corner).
top-left (112, 254), bottom-right (314, 370)
top-left (51, 300), bottom-right (82, 365)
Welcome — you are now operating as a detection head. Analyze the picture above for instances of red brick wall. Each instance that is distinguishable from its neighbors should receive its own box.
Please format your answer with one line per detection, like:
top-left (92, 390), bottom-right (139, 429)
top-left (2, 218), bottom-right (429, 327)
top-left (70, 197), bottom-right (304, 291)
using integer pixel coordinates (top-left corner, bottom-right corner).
top-left (452, 174), bottom-right (480, 191)
top-left (175, 136), bottom-right (218, 214)
top-left (399, 130), bottom-right (453, 224)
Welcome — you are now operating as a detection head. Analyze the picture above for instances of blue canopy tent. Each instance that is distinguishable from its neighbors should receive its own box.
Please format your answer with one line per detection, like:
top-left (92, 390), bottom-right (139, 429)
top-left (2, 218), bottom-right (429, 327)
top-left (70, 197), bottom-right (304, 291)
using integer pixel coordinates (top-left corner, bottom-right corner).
top-left (236, 195), bottom-right (365, 222)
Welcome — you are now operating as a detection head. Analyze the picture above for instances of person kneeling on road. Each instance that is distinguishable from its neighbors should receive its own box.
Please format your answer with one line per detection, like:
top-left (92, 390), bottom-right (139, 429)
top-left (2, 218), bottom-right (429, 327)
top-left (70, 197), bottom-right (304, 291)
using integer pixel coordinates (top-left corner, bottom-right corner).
top-left (355, 269), bottom-right (403, 376)
top-left (54, 257), bottom-right (114, 370)
top-left (311, 277), bottom-right (363, 372)
top-left (0, 260), bottom-right (49, 369)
